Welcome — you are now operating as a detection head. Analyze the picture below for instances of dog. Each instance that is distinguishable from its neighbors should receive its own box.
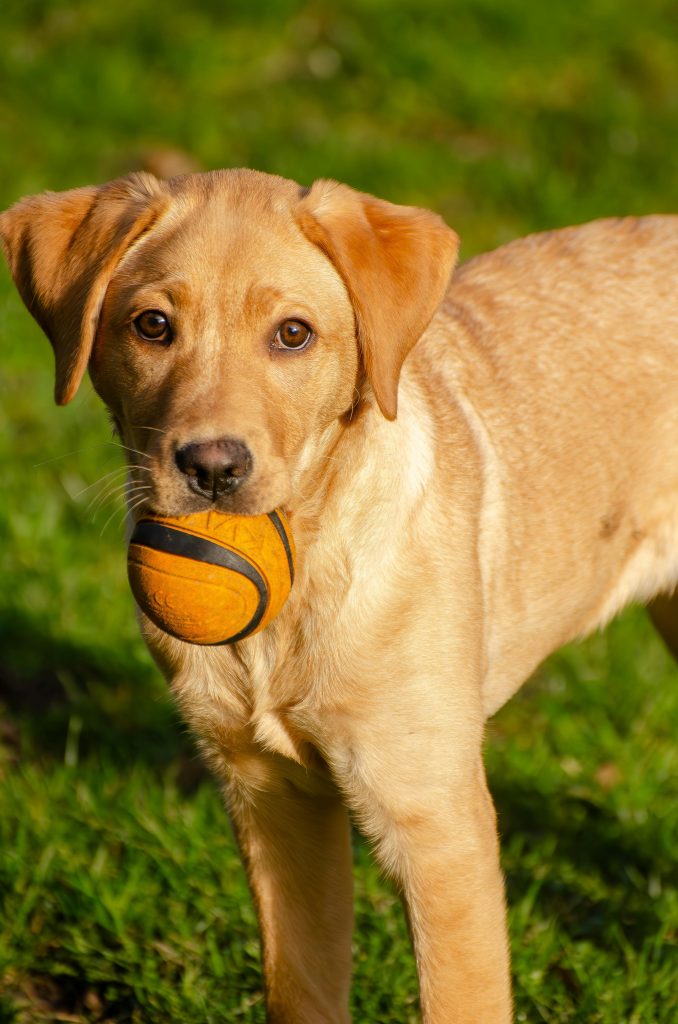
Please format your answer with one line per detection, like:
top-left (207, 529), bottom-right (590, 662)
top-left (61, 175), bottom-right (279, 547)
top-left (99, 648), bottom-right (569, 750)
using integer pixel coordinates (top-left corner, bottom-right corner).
top-left (2, 169), bottom-right (677, 1023)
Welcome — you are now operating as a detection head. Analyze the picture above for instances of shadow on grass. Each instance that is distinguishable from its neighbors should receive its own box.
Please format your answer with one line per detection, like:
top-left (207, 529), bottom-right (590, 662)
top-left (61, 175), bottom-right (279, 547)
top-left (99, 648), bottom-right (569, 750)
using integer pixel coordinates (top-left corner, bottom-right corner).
top-left (0, 604), bottom-right (203, 785)
top-left (492, 774), bottom-right (671, 945)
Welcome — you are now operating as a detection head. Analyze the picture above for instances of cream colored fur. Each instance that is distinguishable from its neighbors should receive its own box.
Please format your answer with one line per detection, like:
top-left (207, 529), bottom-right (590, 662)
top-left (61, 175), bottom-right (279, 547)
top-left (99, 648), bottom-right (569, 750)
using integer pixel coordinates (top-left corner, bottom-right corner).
top-left (2, 170), bottom-right (677, 1023)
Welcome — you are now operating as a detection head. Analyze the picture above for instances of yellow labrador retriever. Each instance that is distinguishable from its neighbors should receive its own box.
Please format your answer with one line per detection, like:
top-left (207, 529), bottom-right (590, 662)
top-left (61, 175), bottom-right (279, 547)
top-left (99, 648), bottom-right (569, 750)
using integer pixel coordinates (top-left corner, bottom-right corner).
top-left (2, 170), bottom-right (677, 1023)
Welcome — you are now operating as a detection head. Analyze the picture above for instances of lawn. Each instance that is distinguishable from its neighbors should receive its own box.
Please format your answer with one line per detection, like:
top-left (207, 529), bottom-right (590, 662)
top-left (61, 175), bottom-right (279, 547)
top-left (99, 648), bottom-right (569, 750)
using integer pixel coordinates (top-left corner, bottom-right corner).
top-left (1, 1), bottom-right (677, 1021)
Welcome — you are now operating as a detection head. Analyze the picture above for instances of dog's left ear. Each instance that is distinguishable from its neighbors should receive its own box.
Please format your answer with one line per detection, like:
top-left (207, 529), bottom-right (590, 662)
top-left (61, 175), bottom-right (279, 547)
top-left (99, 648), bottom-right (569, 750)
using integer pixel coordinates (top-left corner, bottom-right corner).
top-left (296, 180), bottom-right (459, 420)
top-left (0, 172), bottom-right (168, 405)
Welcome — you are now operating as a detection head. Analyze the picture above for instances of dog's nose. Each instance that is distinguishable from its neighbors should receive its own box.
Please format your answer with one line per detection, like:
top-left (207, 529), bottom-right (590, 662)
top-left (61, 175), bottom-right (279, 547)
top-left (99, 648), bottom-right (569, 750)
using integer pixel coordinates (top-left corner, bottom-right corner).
top-left (174, 437), bottom-right (253, 500)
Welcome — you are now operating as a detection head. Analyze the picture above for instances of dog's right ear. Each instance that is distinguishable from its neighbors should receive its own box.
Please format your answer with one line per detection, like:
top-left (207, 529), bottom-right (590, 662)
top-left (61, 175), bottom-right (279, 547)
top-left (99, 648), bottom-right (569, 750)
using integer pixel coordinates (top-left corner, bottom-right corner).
top-left (0, 172), bottom-right (168, 405)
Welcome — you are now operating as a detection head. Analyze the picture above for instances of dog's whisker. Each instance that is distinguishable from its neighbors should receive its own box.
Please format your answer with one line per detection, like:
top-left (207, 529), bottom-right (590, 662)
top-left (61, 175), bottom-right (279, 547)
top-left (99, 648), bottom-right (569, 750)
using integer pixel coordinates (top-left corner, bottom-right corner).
top-left (84, 473), bottom-right (137, 511)
top-left (100, 480), bottom-right (151, 505)
top-left (75, 474), bottom-right (126, 508)
top-left (119, 450), bottom-right (151, 464)
top-left (99, 502), bottom-right (124, 538)
top-left (110, 441), bottom-right (154, 461)
top-left (87, 479), bottom-right (152, 517)
top-left (99, 491), bottom-right (150, 538)
top-left (32, 440), bottom-right (132, 469)
top-left (81, 472), bottom-right (150, 514)
top-left (118, 489), bottom-right (153, 514)
top-left (86, 485), bottom-right (128, 516)
top-left (127, 489), bottom-right (152, 509)
top-left (122, 494), bottom-right (152, 527)
top-left (87, 487), bottom-right (126, 518)
top-left (72, 464), bottom-right (150, 500)
top-left (130, 424), bottom-right (168, 435)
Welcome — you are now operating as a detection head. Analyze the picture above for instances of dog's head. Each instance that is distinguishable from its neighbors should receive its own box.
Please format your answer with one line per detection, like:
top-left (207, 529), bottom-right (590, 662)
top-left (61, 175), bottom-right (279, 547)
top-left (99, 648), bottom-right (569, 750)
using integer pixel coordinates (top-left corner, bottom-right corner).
top-left (0, 169), bottom-right (458, 516)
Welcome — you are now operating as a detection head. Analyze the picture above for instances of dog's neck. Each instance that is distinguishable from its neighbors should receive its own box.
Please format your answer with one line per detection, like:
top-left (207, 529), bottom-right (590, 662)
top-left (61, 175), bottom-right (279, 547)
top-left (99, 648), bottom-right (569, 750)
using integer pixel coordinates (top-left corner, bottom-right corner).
top-left (288, 371), bottom-right (437, 575)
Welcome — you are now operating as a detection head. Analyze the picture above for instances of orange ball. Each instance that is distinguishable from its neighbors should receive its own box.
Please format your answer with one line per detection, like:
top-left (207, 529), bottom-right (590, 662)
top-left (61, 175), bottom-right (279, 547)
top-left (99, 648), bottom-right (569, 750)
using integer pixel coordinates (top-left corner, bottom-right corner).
top-left (127, 508), bottom-right (295, 645)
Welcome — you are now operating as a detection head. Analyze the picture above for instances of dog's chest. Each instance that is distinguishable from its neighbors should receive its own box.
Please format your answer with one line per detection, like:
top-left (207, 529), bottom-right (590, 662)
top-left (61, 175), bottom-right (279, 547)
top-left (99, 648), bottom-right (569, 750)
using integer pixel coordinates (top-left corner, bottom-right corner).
top-left (165, 401), bottom-right (445, 765)
top-left (168, 616), bottom-right (354, 768)
top-left (166, 512), bottom-right (409, 765)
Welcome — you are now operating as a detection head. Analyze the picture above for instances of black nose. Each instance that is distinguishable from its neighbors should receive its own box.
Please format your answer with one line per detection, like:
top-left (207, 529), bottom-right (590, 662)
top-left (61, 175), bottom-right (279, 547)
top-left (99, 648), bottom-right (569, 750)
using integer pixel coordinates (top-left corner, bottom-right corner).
top-left (175, 437), bottom-right (253, 500)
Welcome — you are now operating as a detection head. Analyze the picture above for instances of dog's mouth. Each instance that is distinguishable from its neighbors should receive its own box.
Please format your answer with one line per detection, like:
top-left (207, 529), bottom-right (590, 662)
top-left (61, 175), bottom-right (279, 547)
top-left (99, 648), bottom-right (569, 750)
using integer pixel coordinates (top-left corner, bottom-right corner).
top-left (126, 468), bottom-right (290, 522)
top-left (128, 489), bottom-right (279, 523)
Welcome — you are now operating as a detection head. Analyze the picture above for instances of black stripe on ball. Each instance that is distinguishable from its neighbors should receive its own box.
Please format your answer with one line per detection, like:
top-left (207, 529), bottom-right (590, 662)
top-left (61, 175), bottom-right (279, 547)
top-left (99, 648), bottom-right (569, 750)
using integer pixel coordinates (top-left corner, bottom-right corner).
top-left (267, 510), bottom-right (295, 585)
top-left (130, 520), bottom-right (268, 643)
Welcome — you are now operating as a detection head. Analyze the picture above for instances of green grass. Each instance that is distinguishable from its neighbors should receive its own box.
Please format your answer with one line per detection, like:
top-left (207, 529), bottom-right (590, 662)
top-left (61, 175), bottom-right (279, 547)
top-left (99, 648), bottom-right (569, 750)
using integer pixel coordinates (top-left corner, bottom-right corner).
top-left (1, 1), bottom-right (677, 1020)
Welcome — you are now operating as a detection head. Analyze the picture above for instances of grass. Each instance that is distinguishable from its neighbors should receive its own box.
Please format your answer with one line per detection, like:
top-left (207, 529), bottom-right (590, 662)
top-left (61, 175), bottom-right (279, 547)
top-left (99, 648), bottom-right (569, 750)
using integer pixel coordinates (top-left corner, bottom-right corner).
top-left (1, 0), bottom-right (677, 1020)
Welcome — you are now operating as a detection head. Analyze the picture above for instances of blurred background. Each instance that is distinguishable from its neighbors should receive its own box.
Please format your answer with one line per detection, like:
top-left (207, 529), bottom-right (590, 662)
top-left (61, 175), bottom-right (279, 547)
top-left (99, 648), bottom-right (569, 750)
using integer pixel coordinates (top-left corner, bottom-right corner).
top-left (1, 1), bottom-right (677, 1021)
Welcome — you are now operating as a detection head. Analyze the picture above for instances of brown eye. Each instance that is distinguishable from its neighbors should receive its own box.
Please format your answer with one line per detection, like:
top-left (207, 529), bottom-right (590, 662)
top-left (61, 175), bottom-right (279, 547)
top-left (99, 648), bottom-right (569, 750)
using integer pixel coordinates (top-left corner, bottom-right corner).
top-left (274, 319), bottom-right (313, 351)
top-left (133, 310), bottom-right (172, 344)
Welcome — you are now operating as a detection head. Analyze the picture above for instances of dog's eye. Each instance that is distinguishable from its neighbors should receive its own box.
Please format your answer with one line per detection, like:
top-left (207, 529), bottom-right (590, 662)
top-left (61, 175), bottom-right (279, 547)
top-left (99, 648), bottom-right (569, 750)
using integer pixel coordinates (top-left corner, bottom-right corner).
top-left (133, 310), bottom-right (172, 344)
top-left (274, 319), bottom-right (313, 351)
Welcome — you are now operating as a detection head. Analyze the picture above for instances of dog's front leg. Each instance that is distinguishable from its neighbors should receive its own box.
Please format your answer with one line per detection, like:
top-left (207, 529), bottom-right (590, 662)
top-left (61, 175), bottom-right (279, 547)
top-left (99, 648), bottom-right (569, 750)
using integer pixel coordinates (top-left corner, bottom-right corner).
top-left (224, 755), bottom-right (354, 1024)
top-left (330, 703), bottom-right (512, 1024)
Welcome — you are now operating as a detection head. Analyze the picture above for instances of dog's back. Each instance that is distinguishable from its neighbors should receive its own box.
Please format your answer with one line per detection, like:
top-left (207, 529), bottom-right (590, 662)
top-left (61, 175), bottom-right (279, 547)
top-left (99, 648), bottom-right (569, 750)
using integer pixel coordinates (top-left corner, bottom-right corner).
top-left (411, 216), bottom-right (678, 710)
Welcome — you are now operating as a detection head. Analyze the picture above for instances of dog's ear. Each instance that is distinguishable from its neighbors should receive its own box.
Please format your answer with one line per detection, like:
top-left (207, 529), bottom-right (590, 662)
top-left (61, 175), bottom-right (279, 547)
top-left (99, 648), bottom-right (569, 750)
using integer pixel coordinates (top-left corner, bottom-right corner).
top-left (0, 172), bottom-right (168, 405)
top-left (296, 180), bottom-right (459, 420)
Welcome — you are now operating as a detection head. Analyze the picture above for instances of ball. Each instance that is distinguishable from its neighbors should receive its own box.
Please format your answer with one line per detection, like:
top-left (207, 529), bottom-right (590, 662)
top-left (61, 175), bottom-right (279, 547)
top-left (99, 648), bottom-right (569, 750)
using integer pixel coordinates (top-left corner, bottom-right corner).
top-left (127, 508), bottom-right (295, 645)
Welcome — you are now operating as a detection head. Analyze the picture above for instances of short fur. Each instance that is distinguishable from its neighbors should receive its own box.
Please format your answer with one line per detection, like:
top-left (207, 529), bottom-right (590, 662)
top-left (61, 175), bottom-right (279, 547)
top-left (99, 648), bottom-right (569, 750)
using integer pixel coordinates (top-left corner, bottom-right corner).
top-left (2, 169), bottom-right (677, 1023)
